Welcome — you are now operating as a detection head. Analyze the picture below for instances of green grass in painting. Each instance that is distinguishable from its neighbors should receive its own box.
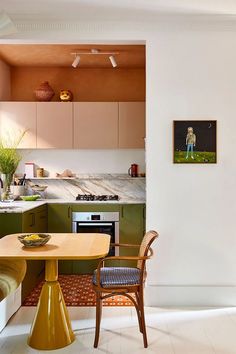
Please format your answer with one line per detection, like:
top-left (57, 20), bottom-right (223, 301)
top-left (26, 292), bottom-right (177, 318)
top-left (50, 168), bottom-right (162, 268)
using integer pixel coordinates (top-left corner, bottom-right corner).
top-left (174, 151), bottom-right (216, 163)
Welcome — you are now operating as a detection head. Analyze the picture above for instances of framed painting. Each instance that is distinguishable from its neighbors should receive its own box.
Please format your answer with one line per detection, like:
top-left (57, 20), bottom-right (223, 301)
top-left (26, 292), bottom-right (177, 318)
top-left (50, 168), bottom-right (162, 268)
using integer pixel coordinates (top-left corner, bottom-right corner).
top-left (173, 120), bottom-right (217, 163)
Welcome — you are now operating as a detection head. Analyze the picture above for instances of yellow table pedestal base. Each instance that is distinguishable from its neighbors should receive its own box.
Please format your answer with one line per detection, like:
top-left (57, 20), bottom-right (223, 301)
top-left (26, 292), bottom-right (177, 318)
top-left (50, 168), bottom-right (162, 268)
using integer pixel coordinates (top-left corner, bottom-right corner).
top-left (28, 281), bottom-right (75, 350)
top-left (28, 260), bottom-right (75, 350)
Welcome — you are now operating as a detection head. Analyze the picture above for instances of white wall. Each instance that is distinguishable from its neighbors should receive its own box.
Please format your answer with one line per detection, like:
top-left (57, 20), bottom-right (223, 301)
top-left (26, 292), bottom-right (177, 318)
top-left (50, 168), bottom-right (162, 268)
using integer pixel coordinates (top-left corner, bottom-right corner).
top-left (146, 29), bottom-right (236, 306)
top-left (17, 149), bottom-right (145, 176)
top-left (0, 59), bottom-right (11, 100)
top-left (2, 18), bottom-right (236, 306)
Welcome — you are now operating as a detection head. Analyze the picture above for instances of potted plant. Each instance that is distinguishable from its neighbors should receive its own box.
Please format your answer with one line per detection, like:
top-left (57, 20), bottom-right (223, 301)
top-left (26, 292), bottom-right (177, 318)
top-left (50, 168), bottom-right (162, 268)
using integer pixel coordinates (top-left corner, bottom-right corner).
top-left (0, 132), bottom-right (25, 201)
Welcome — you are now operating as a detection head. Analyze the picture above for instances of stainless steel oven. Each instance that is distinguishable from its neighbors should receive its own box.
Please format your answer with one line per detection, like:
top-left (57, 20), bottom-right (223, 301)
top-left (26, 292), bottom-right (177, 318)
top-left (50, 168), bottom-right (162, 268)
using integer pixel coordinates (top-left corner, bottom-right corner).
top-left (72, 212), bottom-right (119, 256)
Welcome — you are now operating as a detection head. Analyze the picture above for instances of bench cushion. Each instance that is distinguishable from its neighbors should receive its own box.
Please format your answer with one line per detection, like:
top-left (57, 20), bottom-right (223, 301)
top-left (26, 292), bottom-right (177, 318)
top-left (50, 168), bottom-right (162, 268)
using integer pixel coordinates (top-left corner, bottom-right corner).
top-left (0, 260), bottom-right (26, 301)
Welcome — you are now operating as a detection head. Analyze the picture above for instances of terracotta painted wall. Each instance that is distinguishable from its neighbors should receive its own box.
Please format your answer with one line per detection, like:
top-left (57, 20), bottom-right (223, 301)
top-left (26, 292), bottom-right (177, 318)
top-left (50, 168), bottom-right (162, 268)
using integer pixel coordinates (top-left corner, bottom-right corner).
top-left (11, 67), bottom-right (145, 101)
top-left (0, 59), bottom-right (11, 100)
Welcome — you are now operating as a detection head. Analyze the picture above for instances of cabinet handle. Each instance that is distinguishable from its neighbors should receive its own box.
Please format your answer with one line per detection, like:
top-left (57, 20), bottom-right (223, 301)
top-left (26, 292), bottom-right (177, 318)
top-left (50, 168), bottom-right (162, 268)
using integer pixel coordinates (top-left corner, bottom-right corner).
top-left (121, 206), bottom-right (124, 218)
top-left (30, 213), bottom-right (35, 227)
top-left (68, 206), bottom-right (71, 219)
top-left (143, 207), bottom-right (146, 219)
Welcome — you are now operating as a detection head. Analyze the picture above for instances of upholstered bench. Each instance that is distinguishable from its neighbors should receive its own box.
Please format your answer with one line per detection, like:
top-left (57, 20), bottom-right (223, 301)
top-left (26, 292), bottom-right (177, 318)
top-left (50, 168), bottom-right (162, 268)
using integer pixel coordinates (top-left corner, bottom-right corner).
top-left (0, 260), bottom-right (26, 332)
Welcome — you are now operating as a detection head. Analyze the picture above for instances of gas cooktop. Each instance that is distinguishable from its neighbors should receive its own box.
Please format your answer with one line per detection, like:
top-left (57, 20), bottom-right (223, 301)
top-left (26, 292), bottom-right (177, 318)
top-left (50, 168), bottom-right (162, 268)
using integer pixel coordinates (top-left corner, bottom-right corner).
top-left (76, 194), bottom-right (119, 201)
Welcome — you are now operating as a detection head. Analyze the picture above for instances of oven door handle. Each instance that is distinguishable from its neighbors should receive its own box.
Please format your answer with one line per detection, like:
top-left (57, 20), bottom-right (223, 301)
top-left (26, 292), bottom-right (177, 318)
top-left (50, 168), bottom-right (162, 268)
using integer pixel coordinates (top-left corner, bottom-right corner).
top-left (78, 222), bottom-right (113, 226)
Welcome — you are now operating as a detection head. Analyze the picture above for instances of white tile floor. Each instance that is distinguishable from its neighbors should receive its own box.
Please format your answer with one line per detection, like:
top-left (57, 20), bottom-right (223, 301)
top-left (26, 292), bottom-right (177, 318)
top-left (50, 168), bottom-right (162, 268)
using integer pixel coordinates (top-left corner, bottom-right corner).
top-left (0, 306), bottom-right (236, 353)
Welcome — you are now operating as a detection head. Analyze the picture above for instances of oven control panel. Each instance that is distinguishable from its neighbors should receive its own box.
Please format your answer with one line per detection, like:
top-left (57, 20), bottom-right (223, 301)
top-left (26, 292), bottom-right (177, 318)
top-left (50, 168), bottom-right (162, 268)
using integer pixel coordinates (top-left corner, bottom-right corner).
top-left (72, 212), bottom-right (120, 222)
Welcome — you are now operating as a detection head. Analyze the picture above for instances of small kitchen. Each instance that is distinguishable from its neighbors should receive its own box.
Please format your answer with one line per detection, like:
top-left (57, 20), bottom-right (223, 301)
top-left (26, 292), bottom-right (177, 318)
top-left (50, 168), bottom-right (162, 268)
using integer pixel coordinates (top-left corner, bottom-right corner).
top-left (0, 44), bottom-right (146, 305)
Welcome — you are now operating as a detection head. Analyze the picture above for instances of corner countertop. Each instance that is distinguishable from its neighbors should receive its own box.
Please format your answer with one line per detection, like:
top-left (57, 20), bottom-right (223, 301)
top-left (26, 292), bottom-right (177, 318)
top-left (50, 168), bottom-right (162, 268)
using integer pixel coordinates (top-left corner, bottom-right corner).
top-left (0, 198), bottom-right (146, 213)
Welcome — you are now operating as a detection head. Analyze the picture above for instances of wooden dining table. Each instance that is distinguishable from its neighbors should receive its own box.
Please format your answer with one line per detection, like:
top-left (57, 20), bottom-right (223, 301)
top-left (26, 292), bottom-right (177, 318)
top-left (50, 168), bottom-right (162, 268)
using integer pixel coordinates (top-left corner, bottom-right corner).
top-left (0, 233), bottom-right (110, 350)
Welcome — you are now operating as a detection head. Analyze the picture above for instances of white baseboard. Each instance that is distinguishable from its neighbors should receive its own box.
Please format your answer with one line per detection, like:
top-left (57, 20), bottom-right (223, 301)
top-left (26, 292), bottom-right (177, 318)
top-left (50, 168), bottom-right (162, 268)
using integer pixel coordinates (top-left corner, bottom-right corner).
top-left (145, 284), bottom-right (236, 307)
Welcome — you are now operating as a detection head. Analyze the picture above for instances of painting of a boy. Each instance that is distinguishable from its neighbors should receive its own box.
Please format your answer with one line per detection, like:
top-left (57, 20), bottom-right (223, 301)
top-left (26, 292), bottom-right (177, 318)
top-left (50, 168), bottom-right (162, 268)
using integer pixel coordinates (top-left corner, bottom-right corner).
top-left (185, 127), bottom-right (196, 159)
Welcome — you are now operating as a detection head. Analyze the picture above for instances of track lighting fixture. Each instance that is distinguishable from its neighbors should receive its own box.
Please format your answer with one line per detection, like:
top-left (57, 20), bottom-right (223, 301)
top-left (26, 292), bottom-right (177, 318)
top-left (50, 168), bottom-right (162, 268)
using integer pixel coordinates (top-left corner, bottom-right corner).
top-left (71, 49), bottom-right (119, 68)
top-left (72, 54), bottom-right (80, 68)
top-left (109, 55), bottom-right (117, 68)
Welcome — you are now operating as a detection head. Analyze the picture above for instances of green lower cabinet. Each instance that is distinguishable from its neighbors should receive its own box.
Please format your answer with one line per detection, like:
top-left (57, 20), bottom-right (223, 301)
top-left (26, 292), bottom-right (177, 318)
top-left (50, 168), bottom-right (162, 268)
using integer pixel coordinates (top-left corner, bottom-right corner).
top-left (22, 205), bottom-right (48, 301)
top-left (119, 204), bottom-right (145, 267)
top-left (47, 203), bottom-right (71, 232)
top-left (0, 213), bottom-right (22, 239)
top-left (22, 205), bottom-right (48, 233)
top-left (47, 204), bottom-right (72, 274)
top-left (120, 204), bottom-right (145, 244)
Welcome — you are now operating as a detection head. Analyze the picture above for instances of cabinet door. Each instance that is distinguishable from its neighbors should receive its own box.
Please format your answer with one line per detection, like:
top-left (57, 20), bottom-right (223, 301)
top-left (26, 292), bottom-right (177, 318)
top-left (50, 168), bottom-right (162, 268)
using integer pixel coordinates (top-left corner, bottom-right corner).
top-left (22, 205), bottom-right (47, 233)
top-left (22, 205), bottom-right (47, 301)
top-left (74, 102), bottom-right (118, 149)
top-left (119, 204), bottom-right (145, 267)
top-left (37, 102), bottom-right (73, 148)
top-left (120, 204), bottom-right (145, 244)
top-left (35, 208), bottom-right (48, 232)
top-left (118, 102), bottom-right (145, 148)
top-left (0, 102), bottom-right (36, 148)
top-left (47, 204), bottom-right (71, 233)
top-left (22, 211), bottom-right (36, 233)
top-left (0, 214), bottom-right (22, 238)
top-left (47, 204), bottom-right (72, 274)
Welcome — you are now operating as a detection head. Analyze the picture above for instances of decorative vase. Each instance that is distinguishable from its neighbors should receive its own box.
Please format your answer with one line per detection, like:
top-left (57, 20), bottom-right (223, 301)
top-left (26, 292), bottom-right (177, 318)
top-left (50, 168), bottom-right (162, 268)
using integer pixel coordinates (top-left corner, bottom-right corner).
top-left (0, 173), bottom-right (14, 202)
top-left (34, 81), bottom-right (55, 102)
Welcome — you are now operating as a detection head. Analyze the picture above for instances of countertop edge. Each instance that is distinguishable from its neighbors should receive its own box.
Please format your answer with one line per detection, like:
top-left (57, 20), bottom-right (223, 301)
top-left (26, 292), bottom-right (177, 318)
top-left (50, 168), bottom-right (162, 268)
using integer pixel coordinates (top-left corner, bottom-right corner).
top-left (0, 199), bottom-right (146, 213)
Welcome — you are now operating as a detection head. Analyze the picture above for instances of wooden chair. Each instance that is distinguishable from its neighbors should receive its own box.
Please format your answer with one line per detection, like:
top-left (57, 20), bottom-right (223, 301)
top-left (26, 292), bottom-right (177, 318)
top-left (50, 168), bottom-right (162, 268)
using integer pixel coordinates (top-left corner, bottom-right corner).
top-left (92, 230), bottom-right (158, 348)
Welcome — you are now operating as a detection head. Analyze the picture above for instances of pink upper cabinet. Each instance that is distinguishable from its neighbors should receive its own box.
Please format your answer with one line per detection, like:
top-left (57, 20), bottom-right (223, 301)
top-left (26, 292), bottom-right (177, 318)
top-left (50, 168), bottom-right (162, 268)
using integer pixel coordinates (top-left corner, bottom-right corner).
top-left (36, 102), bottom-right (73, 149)
top-left (118, 102), bottom-right (145, 149)
top-left (73, 102), bottom-right (118, 149)
top-left (0, 102), bottom-right (37, 148)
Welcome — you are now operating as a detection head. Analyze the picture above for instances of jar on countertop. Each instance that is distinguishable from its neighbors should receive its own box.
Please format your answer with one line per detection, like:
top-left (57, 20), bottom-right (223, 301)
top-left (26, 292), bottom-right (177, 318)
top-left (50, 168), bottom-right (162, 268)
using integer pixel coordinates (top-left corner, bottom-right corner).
top-left (36, 168), bottom-right (44, 178)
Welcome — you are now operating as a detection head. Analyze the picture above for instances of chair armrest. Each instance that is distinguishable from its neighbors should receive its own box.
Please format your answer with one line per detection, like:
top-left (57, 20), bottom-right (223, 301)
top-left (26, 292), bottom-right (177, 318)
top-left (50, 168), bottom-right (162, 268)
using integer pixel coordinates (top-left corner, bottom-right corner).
top-left (103, 247), bottom-right (153, 264)
top-left (103, 255), bottom-right (149, 262)
top-left (110, 243), bottom-right (140, 248)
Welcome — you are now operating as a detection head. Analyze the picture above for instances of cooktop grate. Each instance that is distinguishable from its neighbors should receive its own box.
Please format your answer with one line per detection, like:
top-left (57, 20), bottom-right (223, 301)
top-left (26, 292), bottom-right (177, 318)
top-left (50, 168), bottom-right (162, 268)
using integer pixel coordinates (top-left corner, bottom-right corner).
top-left (76, 194), bottom-right (119, 201)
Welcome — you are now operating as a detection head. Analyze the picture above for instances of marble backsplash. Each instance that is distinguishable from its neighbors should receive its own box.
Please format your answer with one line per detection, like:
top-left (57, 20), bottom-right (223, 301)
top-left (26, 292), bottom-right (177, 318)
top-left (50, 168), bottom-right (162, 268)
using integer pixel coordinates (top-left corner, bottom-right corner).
top-left (26, 174), bottom-right (146, 203)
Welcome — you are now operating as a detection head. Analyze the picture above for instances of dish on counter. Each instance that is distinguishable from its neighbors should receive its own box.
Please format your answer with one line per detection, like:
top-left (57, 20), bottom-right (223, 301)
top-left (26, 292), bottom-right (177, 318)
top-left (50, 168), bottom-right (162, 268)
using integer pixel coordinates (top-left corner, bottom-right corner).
top-left (20, 195), bottom-right (41, 201)
top-left (31, 185), bottom-right (48, 192)
top-left (18, 233), bottom-right (51, 247)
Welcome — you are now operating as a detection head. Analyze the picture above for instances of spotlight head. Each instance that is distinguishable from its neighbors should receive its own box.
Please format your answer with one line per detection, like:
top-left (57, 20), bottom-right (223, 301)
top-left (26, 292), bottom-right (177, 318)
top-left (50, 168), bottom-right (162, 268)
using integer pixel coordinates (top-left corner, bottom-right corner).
top-left (109, 55), bottom-right (117, 68)
top-left (72, 55), bottom-right (80, 68)
top-left (91, 48), bottom-right (99, 54)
